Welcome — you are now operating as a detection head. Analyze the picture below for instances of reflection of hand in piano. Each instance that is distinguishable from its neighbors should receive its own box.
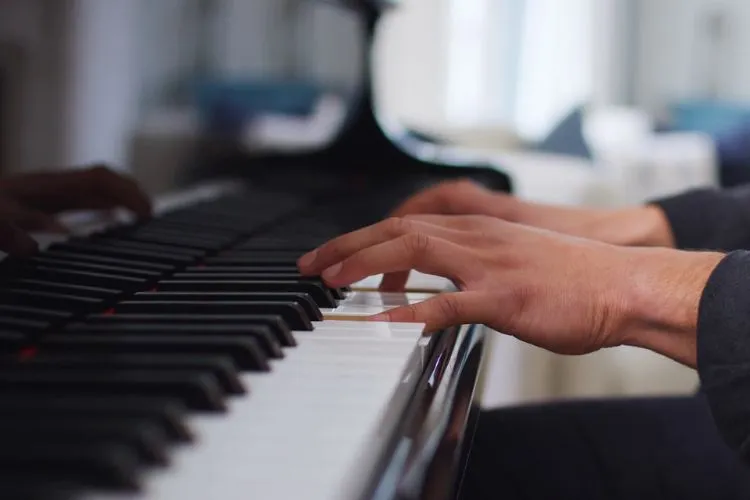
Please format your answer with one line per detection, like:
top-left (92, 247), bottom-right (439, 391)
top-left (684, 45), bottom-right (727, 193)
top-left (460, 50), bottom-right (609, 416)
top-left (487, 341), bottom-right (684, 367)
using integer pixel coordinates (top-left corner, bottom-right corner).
top-left (298, 213), bottom-right (720, 363)
top-left (0, 165), bottom-right (151, 255)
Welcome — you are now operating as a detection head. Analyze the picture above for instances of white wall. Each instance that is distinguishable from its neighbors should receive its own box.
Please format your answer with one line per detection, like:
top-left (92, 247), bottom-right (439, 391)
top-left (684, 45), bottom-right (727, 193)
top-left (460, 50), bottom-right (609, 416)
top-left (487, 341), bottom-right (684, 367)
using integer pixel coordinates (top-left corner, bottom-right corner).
top-left (373, 0), bottom-right (451, 129)
top-left (63, 0), bottom-right (140, 171)
top-left (633, 0), bottom-right (750, 110)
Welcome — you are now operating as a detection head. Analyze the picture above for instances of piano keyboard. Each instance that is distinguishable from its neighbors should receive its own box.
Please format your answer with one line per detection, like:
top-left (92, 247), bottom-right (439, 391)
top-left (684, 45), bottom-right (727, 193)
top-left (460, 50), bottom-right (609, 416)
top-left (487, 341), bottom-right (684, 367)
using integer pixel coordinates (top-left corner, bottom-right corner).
top-left (0, 182), bottom-right (481, 500)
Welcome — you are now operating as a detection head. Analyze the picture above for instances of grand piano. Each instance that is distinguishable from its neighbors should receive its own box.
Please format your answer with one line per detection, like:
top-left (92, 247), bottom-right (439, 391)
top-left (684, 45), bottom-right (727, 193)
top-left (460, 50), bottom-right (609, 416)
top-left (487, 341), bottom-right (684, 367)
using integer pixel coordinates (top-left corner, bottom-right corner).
top-left (0, 1), bottom-right (513, 499)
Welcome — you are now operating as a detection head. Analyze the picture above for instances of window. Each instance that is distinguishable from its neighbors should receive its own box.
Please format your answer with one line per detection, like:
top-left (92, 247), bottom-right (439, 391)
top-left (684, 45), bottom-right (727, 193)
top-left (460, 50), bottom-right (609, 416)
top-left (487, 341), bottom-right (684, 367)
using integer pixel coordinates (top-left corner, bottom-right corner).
top-left (446, 0), bottom-right (595, 141)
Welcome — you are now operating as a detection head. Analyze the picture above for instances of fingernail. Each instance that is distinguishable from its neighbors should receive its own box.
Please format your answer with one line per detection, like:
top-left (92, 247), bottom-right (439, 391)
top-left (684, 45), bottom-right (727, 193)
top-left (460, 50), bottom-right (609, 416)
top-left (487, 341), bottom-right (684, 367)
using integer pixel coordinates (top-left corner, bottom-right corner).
top-left (297, 250), bottom-right (317, 269)
top-left (322, 262), bottom-right (343, 280)
top-left (370, 312), bottom-right (390, 322)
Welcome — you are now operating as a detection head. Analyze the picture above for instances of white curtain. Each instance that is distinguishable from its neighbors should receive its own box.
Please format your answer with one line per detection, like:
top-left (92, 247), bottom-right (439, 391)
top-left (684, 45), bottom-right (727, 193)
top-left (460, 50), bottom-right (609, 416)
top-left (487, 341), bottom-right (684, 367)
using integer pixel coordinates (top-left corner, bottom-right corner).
top-left (446, 0), bottom-right (598, 141)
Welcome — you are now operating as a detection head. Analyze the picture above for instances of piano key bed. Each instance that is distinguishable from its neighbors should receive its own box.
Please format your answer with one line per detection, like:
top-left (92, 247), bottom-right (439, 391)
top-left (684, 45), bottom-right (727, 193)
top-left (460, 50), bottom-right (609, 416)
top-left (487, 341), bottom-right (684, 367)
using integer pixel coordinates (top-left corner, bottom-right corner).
top-left (0, 184), bottom-right (487, 500)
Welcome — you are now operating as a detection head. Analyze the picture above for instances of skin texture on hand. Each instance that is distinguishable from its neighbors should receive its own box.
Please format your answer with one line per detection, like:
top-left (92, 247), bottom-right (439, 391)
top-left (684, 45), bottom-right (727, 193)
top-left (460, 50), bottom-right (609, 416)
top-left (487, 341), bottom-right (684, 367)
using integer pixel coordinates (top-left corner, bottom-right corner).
top-left (0, 165), bottom-right (152, 255)
top-left (297, 215), bottom-right (723, 367)
top-left (391, 179), bottom-right (676, 248)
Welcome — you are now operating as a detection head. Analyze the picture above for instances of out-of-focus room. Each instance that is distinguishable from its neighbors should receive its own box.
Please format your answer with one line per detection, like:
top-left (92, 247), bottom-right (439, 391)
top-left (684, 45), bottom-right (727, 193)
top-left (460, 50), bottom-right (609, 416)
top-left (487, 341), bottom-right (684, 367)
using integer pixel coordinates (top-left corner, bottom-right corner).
top-left (2, 0), bottom-right (748, 408)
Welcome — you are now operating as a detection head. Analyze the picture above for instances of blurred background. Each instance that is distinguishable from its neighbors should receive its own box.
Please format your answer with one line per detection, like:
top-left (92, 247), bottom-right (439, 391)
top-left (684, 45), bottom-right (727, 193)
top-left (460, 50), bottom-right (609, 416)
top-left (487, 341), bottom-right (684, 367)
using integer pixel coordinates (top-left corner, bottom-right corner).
top-left (3, 0), bottom-right (748, 407)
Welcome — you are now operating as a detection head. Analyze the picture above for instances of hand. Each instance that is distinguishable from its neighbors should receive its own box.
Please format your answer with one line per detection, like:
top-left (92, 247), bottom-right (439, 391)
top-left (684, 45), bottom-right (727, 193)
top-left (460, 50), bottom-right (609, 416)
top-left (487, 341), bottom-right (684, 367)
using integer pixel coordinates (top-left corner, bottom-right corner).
top-left (0, 165), bottom-right (152, 255)
top-left (298, 215), bottom-right (723, 366)
top-left (392, 179), bottom-right (675, 248)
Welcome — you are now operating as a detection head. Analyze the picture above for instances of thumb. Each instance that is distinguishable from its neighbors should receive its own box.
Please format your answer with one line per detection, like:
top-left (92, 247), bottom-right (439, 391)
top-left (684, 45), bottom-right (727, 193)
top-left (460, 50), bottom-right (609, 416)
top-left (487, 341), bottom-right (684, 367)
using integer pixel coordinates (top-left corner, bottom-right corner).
top-left (370, 291), bottom-right (496, 333)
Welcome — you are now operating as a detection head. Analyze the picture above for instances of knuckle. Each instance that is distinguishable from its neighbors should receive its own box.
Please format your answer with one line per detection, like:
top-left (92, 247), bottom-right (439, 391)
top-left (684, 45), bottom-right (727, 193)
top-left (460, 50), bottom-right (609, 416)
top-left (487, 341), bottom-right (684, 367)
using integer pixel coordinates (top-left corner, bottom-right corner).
top-left (453, 179), bottom-right (477, 192)
top-left (401, 305), bottom-right (420, 323)
top-left (404, 232), bottom-right (432, 256)
top-left (439, 295), bottom-right (463, 320)
top-left (383, 216), bottom-right (413, 237)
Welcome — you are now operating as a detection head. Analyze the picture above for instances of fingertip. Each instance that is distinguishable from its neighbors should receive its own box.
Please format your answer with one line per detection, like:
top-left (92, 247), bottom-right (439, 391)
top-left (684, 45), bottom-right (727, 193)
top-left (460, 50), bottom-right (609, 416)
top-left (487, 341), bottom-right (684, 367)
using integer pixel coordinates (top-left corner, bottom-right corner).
top-left (297, 250), bottom-right (318, 273)
top-left (369, 312), bottom-right (391, 322)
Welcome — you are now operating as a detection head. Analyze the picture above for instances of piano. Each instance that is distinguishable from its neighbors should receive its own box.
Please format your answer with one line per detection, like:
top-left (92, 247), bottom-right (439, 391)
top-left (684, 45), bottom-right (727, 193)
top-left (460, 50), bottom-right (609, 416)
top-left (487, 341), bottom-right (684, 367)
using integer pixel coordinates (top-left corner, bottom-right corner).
top-left (0, 1), bottom-right (512, 499)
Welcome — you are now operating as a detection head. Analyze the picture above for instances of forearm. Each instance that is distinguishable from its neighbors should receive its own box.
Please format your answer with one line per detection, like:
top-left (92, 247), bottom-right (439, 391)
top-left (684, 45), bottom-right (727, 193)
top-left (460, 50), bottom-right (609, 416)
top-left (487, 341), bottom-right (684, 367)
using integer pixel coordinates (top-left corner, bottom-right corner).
top-left (618, 247), bottom-right (724, 367)
top-left (620, 249), bottom-right (750, 462)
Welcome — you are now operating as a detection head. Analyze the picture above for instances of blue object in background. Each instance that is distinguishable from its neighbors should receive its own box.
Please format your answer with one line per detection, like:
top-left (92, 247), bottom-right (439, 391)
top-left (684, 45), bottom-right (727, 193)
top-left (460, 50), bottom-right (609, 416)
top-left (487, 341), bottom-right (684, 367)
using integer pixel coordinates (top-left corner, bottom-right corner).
top-left (194, 80), bottom-right (323, 136)
top-left (534, 105), bottom-right (592, 159)
top-left (670, 100), bottom-right (750, 136)
top-left (669, 100), bottom-right (750, 187)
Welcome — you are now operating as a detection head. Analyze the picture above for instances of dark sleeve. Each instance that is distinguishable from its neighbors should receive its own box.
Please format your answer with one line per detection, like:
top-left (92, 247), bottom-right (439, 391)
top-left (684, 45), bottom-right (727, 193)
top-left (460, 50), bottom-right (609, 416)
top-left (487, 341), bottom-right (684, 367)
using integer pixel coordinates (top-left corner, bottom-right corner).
top-left (698, 250), bottom-right (750, 461)
top-left (652, 185), bottom-right (750, 251)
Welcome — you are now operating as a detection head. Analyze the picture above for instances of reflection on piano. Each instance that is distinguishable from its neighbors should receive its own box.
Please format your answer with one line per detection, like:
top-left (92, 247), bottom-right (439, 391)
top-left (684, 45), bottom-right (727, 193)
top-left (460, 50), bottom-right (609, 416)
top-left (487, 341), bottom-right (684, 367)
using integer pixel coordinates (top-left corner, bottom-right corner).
top-left (0, 2), bottom-right (512, 499)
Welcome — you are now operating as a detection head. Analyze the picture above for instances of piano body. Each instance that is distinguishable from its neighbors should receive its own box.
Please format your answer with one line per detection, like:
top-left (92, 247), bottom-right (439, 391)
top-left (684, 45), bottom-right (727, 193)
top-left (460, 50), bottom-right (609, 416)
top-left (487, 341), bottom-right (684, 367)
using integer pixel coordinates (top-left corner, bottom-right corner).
top-left (0, 1), bottom-right (513, 499)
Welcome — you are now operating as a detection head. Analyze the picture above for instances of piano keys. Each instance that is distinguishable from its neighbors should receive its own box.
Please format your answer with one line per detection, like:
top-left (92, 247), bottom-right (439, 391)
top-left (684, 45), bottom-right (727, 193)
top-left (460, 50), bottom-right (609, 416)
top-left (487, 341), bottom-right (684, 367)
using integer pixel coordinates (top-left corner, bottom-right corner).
top-left (0, 180), bottom-right (489, 500)
top-left (0, 1), bottom-right (513, 498)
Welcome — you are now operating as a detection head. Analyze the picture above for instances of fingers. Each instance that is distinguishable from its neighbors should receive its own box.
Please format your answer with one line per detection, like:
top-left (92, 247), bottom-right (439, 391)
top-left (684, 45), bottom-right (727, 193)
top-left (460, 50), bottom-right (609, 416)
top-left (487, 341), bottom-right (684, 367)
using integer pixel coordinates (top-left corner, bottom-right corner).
top-left (0, 222), bottom-right (38, 256)
top-left (316, 234), bottom-right (476, 289)
top-left (0, 165), bottom-right (153, 218)
top-left (298, 217), bottom-right (474, 277)
top-left (391, 180), bottom-right (491, 217)
top-left (378, 271), bottom-right (411, 292)
top-left (370, 291), bottom-right (494, 333)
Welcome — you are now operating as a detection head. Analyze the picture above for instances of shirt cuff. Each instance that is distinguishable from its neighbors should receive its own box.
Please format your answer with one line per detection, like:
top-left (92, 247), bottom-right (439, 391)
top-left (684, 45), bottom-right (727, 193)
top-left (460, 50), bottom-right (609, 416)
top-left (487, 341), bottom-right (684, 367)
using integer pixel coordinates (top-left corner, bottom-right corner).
top-left (698, 250), bottom-right (750, 460)
top-left (652, 189), bottom-right (732, 251)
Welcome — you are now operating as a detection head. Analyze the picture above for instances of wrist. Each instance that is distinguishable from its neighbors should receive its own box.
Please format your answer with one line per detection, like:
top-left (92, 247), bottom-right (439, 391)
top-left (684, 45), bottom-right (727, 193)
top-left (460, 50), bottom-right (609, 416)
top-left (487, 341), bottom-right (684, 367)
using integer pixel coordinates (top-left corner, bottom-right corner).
top-left (617, 248), bottom-right (724, 367)
top-left (618, 205), bottom-right (675, 247)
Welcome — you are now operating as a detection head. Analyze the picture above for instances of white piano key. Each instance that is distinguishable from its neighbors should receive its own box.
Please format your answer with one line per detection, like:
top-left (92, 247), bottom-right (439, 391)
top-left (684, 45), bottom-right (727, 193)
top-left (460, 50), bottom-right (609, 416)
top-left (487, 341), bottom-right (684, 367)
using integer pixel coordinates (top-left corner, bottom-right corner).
top-left (322, 291), bottom-right (436, 319)
top-left (86, 319), bottom-right (427, 500)
top-left (351, 271), bottom-right (454, 293)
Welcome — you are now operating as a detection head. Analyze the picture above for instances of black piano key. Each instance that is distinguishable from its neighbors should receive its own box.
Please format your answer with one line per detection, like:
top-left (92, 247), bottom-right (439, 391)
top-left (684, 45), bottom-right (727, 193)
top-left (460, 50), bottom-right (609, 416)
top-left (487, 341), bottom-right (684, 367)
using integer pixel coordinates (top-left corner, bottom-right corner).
top-left (12, 353), bottom-right (245, 394)
top-left (22, 255), bottom-right (163, 279)
top-left (86, 238), bottom-right (207, 257)
top-left (157, 280), bottom-right (337, 308)
top-left (0, 443), bottom-right (139, 490)
top-left (0, 369), bottom-right (226, 412)
top-left (117, 232), bottom-right (230, 251)
top-left (11, 278), bottom-right (122, 301)
top-left (17, 267), bottom-right (147, 292)
top-left (0, 316), bottom-right (49, 332)
top-left (38, 334), bottom-right (269, 372)
top-left (0, 479), bottom-right (76, 500)
top-left (49, 241), bottom-right (195, 265)
top-left (65, 324), bottom-right (283, 360)
top-left (134, 221), bottom-right (235, 240)
top-left (217, 250), bottom-right (305, 259)
top-left (233, 239), bottom-right (322, 250)
top-left (83, 313), bottom-right (297, 347)
top-left (0, 331), bottom-right (26, 353)
top-left (0, 416), bottom-right (169, 466)
top-left (155, 215), bottom-right (260, 234)
top-left (0, 395), bottom-right (192, 442)
top-left (0, 304), bottom-right (73, 322)
top-left (174, 272), bottom-right (347, 299)
top-left (114, 301), bottom-right (313, 331)
top-left (133, 291), bottom-right (322, 322)
top-left (42, 250), bottom-right (173, 271)
top-left (0, 288), bottom-right (102, 312)
top-left (185, 265), bottom-right (300, 273)
top-left (204, 255), bottom-right (302, 266)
